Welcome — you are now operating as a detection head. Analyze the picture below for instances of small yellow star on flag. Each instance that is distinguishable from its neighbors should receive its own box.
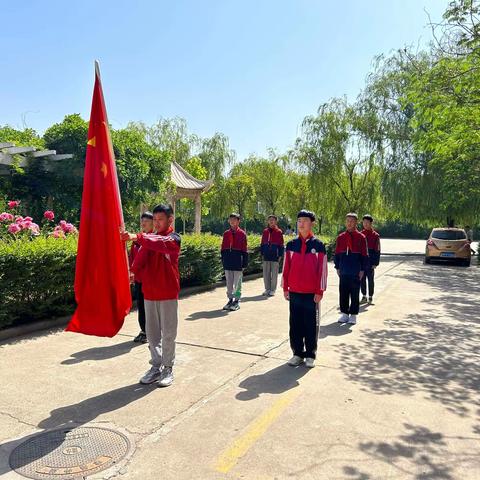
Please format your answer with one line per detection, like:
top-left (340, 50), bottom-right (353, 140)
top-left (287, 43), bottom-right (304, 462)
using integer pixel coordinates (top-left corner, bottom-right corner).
top-left (87, 136), bottom-right (96, 147)
top-left (101, 162), bottom-right (108, 178)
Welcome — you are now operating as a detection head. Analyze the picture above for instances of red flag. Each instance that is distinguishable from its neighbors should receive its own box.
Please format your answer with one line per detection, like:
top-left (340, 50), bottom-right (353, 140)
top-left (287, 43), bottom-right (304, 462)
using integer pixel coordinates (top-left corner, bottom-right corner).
top-left (66, 62), bottom-right (131, 336)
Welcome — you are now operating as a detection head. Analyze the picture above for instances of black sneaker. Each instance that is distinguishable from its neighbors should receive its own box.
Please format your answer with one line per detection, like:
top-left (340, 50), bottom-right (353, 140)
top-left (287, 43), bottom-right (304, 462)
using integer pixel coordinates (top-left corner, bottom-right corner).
top-left (134, 331), bottom-right (147, 343)
top-left (229, 299), bottom-right (240, 311)
top-left (368, 297), bottom-right (374, 304)
top-left (223, 299), bottom-right (233, 311)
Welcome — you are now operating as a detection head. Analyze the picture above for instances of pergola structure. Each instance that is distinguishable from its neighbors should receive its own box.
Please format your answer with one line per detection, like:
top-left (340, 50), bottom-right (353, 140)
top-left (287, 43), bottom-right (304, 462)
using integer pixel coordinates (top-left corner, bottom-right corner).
top-left (0, 142), bottom-right (73, 175)
top-left (169, 161), bottom-right (213, 234)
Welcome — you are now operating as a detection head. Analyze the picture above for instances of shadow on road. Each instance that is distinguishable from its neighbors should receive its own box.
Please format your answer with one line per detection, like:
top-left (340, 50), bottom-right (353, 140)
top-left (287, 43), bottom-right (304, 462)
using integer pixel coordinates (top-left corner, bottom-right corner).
top-left (336, 261), bottom-right (480, 418)
top-left (236, 363), bottom-right (308, 401)
top-left (61, 340), bottom-right (142, 365)
top-left (240, 294), bottom-right (269, 303)
top-left (340, 422), bottom-right (480, 480)
top-left (0, 383), bottom-right (154, 475)
top-left (185, 309), bottom-right (230, 321)
top-left (319, 321), bottom-right (353, 339)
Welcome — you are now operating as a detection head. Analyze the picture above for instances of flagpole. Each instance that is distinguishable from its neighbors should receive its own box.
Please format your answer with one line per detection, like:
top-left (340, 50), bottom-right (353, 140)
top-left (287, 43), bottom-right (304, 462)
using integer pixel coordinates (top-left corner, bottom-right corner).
top-left (94, 61), bottom-right (131, 278)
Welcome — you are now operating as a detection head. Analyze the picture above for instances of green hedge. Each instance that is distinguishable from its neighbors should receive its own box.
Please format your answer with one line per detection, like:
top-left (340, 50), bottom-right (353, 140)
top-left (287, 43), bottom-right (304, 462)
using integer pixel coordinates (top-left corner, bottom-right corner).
top-left (0, 236), bottom-right (77, 329)
top-left (0, 234), bottom-right (334, 329)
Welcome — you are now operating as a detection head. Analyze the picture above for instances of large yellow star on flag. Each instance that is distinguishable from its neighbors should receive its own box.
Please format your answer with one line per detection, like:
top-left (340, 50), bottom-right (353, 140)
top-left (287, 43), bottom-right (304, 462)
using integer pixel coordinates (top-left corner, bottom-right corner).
top-left (87, 136), bottom-right (96, 147)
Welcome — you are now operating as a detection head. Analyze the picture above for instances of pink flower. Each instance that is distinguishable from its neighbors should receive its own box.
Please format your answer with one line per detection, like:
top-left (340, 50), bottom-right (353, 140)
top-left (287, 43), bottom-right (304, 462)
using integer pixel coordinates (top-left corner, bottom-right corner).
top-left (8, 223), bottom-right (21, 234)
top-left (30, 222), bottom-right (40, 235)
top-left (0, 212), bottom-right (13, 222)
top-left (7, 200), bottom-right (20, 209)
top-left (24, 216), bottom-right (33, 222)
top-left (21, 220), bottom-right (32, 230)
top-left (52, 229), bottom-right (65, 238)
top-left (44, 210), bottom-right (55, 221)
top-left (15, 216), bottom-right (24, 224)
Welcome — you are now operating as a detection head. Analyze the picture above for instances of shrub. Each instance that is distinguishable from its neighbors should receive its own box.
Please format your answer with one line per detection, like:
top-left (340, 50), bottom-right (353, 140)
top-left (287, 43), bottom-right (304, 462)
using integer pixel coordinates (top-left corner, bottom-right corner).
top-left (0, 236), bottom-right (77, 329)
top-left (0, 233), bottom-right (335, 329)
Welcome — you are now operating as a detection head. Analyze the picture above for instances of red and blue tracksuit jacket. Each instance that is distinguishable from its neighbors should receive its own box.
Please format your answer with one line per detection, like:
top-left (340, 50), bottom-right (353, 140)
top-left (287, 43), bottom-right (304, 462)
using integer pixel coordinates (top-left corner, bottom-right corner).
top-left (131, 227), bottom-right (181, 301)
top-left (361, 228), bottom-right (381, 267)
top-left (221, 227), bottom-right (248, 271)
top-left (260, 227), bottom-right (284, 262)
top-left (282, 233), bottom-right (328, 295)
top-left (334, 230), bottom-right (368, 276)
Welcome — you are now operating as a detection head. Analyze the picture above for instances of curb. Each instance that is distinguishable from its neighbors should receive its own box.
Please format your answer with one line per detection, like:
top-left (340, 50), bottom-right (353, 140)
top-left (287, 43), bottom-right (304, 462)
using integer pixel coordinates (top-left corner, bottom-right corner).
top-left (0, 272), bottom-right (264, 343)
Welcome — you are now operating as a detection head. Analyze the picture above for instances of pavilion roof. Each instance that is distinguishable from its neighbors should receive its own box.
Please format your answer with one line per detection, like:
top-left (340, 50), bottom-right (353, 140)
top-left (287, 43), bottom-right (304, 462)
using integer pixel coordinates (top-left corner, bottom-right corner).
top-left (171, 161), bottom-right (213, 192)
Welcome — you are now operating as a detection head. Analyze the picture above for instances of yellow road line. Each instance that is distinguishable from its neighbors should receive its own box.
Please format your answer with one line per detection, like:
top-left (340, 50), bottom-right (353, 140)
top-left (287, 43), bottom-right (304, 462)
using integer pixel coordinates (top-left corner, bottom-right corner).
top-left (215, 388), bottom-right (300, 474)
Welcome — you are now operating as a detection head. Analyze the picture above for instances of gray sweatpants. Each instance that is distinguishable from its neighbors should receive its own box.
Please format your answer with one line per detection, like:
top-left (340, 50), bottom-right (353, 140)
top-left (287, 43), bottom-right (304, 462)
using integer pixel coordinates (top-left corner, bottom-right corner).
top-left (144, 299), bottom-right (178, 368)
top-left (263, 261), bottom-right (279, 293)
top-left (225, 270), bottom-right (243, 299)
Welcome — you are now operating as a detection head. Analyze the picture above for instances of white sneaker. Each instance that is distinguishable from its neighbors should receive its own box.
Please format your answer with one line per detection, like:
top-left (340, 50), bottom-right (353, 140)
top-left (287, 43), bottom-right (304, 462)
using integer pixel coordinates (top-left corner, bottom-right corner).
top-left (139, 366), bottom-right (161, 384)
top-left (287, 355), bottom-right (304, 366)
top-left (338, 313), bottom-right (349, 323)
top-left (305, 358), bottom-right (315, 368)
top-left (157, 366), bottom-right (174, 387)
top-left (348, 315), bottom-right (357, 325)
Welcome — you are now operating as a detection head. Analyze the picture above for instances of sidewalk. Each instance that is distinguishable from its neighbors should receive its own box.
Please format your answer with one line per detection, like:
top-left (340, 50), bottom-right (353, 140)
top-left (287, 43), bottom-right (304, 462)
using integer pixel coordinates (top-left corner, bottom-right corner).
top-left (1, 256), bottom-right (479, 479)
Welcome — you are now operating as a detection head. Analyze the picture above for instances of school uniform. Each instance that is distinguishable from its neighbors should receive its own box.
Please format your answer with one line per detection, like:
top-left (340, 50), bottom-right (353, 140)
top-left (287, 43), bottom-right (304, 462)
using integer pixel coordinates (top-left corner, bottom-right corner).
top-left (334, 230), bottom-right (368, 315)
top-left (131, 227), bottom-right (181, 367)
top-left (282, 233), bottom-right (328, 359)
top-left (260, 226), bottom-right (284, 294)
top-left (360, 228), bottom-right (381, 298)
top-left (221, 227), bottom-right (248, 300)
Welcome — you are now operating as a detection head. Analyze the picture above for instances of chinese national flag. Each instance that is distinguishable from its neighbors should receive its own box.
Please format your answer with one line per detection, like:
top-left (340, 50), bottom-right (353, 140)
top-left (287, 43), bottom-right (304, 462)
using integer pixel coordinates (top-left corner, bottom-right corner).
top-left (66, 62), bottom-right (131, 336)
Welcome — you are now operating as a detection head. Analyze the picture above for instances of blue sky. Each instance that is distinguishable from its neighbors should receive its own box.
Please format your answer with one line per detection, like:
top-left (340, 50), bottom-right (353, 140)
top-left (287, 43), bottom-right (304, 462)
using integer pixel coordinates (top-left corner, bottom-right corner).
top-left (1, 0), bottom-right (448, 160)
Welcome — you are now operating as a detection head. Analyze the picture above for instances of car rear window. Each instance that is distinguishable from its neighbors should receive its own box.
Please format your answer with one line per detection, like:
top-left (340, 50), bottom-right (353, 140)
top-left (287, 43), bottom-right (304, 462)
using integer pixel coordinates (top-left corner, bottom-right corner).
top-left (431, 230), bottom-right (466, 240)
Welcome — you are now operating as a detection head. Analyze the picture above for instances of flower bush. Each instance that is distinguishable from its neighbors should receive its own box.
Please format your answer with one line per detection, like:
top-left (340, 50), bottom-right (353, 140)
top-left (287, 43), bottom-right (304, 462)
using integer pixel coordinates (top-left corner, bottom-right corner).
top-left (0, 201), bottom-right (77, 241)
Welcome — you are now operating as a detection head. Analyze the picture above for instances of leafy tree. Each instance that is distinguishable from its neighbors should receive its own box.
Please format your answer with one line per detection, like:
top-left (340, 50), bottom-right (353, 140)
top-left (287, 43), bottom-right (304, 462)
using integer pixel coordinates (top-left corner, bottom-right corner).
top-left (295, 97), bottom-right (382, 222)
top-left (242, 156), bottom-right (288, 216)
top-left (0, 126), bottom-right (45, 149)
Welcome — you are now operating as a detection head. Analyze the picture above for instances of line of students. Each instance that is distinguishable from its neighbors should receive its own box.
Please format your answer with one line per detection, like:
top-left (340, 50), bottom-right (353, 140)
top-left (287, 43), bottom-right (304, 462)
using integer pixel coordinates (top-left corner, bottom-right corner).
top-left (121, 206), bottom-right (381, 387)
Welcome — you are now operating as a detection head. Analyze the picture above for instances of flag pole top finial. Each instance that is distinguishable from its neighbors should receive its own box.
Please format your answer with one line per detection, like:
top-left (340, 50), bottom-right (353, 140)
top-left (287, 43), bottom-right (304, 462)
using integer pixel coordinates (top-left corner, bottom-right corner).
top-left (95, 60), bottom-right (101, 79)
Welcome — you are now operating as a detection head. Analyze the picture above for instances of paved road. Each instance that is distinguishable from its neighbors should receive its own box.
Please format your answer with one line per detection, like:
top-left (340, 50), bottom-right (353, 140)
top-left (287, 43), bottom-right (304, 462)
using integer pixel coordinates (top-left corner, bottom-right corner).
top-left (0, 245), bottom-right (479, 479)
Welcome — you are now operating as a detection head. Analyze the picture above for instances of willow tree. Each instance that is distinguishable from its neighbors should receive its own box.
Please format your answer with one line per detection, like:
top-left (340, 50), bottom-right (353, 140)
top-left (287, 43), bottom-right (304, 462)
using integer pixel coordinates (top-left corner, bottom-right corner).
top-left (295, 97), bottom-right (383, 223)
top-left (364, 0), bottom-right (480, 225)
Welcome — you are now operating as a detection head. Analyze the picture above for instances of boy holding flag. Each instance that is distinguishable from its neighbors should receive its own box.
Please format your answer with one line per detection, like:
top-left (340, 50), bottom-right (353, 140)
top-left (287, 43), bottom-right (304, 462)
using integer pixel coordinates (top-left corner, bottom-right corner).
top-left (122, 204), bottom-right (181, 388)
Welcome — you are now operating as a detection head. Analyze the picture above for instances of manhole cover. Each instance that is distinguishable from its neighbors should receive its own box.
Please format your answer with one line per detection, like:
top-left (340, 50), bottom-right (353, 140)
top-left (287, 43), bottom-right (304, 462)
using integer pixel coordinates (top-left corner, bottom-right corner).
top-left (9, 426), bottom-right (131, 480)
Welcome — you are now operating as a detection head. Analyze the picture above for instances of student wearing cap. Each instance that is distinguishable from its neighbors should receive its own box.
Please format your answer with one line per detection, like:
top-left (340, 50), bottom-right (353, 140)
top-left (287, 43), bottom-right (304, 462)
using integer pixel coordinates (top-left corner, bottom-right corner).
top-left (282, 210), bottom-right (327, 368)
top-left (360, 214), bottom-right (381, 304)
top-left (334, 213), bottom-right (368, 325)
top-left (221, 213), bottom-right (248, 311)
top-left (260, 215), bottom-right (284, 296)
top-left (129, 211), bottom-right (154, 343)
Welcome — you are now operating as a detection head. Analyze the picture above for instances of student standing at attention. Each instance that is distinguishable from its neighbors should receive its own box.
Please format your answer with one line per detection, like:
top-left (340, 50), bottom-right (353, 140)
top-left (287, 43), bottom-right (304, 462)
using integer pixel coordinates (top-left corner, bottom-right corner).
top-left (334, 213), bottom-right (368, 325)
top-left (282, 210), bottom-right (327, 369)
top-left (360, 214), bottom-right (380, 304)
top-left (221, 213), bottom-right (248, 311)
top-left (260, 215), bottom-right (284, 297)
